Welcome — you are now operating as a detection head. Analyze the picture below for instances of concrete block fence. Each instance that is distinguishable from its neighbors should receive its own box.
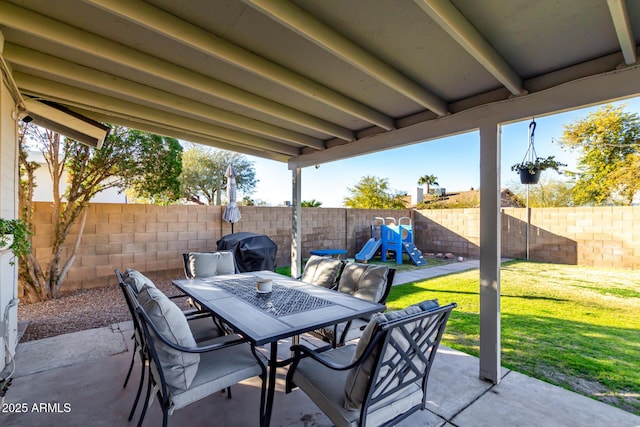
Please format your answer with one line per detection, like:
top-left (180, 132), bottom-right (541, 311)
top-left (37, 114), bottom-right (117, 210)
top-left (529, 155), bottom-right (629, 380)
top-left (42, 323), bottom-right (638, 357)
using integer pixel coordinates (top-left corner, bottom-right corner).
top-left (415, 206), bottom-right (640, 269)
top-left (23, 202), bottom-right (639, 293)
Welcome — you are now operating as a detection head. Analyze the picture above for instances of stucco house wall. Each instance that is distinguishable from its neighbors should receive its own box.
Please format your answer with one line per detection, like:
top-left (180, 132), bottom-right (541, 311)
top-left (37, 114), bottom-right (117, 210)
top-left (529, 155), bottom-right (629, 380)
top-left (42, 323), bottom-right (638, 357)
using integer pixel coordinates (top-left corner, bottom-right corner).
top-left (0, 76), bottom-right (19, 375)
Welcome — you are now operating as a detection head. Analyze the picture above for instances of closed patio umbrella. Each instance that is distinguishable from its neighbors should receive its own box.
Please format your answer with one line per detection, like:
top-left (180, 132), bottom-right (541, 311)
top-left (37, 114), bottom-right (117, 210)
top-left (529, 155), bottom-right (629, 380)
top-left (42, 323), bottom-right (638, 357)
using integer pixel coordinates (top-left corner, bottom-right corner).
top-left (222, 165), bottom-right (241, 233)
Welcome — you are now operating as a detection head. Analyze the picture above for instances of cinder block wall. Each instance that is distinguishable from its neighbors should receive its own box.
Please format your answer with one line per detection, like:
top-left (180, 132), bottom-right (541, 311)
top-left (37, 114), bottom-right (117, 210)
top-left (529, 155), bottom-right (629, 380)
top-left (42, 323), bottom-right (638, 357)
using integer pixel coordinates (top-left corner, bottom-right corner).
top-left (414, 209), bottom-right (480, 258)
top-left (25, 203), bottom-right (639, 293)
top-left (500, 207), bottom-right (640, 269)
top-left (26, 203), bottom-right (401, 292)
top-left (416, 207), bottom-right (640, 269)
top-left (30, 203), bottom-right (225, 291)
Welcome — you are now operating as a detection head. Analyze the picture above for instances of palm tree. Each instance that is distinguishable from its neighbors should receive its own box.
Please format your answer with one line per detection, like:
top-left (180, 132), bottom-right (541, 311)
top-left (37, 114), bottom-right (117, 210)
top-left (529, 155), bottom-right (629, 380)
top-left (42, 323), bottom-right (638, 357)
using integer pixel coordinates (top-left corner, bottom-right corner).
top-left (301, 199), bottom-right (322, 207)
top-left (417, 174), bottom-right (439, 195)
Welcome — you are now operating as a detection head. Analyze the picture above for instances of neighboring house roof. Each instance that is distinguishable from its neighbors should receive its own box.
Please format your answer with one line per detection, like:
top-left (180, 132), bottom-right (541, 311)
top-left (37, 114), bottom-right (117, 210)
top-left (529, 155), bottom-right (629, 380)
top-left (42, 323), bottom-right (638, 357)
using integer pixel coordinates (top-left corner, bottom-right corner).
top-left (500, 189), bottom-right (526, 208)
top-left (414, 188), bottom-right (524, 208)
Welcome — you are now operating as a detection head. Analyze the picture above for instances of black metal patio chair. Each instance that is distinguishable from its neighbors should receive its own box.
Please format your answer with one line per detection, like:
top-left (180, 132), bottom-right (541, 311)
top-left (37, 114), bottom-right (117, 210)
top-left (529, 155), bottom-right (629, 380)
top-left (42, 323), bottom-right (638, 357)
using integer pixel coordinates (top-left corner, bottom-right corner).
top-left (311, 263), bottom-right (396, 347)
top-left (123, 280), bottom-right (267, 427)
top-left (115, 269), bottom-right (224, 422)
top-left (286, 300), bottom-right (456, 427)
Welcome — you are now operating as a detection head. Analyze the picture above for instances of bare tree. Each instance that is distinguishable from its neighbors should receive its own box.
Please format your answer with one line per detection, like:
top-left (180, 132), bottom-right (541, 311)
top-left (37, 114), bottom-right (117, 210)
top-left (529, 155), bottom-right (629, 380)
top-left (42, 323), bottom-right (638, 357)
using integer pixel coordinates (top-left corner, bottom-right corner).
top-left (18, 124), bottom-right (182, 301)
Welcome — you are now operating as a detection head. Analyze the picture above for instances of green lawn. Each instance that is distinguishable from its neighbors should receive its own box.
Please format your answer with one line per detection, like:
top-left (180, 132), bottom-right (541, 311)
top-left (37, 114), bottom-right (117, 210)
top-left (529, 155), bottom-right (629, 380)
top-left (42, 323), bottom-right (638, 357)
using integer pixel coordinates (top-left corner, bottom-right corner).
top-left (387, 260), bottom-right (640, 415)
top-left (367, 254), bottom-right (455, 272)
top-left (277, 254), bottom-right (455, 277)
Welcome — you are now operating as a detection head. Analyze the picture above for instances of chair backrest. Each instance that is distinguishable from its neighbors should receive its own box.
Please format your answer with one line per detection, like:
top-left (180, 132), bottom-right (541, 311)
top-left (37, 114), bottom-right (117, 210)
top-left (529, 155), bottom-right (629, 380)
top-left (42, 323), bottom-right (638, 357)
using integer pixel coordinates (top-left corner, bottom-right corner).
top-left (123, 275), bottom-right (203, 405)
top-left (183, 251), bottom-right (236, 279)
top-left (123, 283), bottom-right (173, 404)
top-left (299, 255), bottom-right (344, 289)
top-left (344, 301), bottom-right (456, 425)
top-left (337, 263), bottom-right (395, 304)
top-left (115, 269), bottom-right (146, 349)
top-left (121, 268), bottom-right (156, 293)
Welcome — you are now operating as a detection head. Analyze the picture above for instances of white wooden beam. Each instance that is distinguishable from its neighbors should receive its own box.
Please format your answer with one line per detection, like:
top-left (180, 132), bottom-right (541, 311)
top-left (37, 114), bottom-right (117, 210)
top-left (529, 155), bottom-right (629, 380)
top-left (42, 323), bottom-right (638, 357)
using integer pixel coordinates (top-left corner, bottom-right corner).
top-left (244, 0), bottom-right (449, 117)
top-left (413, 0), bottom-right (524, 95)
top-left (77, 109), bottom-right (289, 162)
top-left (84, 0), bottom-right (392, 133)
top-left (607, 0), bottom-right (637, 65)
top-left (14, 72), bottom-right (301, 157)
top-left (289, 63), bottom-right (640, 168)
top-left (5, 44), bottom-right (324, 150)
top-left (0, 1), bottom-right (354, 141)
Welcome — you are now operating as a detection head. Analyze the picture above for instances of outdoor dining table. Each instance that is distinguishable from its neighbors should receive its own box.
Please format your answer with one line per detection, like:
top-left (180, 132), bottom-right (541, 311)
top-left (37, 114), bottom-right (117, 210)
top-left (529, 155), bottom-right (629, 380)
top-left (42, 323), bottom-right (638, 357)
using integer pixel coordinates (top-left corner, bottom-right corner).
top-left (173, 270), bottom-right (385, 427)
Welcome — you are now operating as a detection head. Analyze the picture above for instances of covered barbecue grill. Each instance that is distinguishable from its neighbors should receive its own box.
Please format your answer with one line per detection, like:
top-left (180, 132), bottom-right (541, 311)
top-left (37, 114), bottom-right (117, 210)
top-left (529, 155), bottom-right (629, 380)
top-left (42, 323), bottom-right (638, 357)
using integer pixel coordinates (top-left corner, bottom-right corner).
top-left (216, 232), bottom-right (277, 273)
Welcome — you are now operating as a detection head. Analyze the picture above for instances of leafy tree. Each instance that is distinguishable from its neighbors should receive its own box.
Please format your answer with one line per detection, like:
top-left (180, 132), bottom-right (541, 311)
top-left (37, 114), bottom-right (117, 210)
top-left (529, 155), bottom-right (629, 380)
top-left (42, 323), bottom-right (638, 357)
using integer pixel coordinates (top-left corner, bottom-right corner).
top-left (124, 135), bottom-right (182, 205)
top-left (417, 174), bottom-right (439, 195)
top-left (607, 153), bottom-right (640, 201)
top-left (344, 175), bottom-right (407, 209)
top-left (559, 105), bottom-right (640, 205)
top-left (180, 145), bottom-right (257, 205)
top-left (511, 176), bottom-right (575, 207)
top-left (301, 199), bottom-right (322, 207)
top-left (18, 125), bottom-right (183, 302)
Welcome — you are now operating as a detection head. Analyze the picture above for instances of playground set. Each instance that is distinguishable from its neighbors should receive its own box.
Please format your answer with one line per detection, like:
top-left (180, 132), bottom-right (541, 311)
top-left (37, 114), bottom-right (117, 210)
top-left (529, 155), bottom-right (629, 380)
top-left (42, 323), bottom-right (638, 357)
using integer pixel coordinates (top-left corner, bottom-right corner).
top-left (355, 217), bottom-right (426, 266)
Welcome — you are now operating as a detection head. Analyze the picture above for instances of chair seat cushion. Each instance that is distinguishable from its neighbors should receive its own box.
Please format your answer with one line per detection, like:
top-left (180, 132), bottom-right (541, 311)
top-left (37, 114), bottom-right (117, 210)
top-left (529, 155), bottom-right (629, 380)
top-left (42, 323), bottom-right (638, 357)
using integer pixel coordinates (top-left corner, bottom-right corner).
top-left (293, 345), bottom-right (357, 427)
top-left (300, 255), bottom-right (343, 288)
top-left (293, 345), bottom-right (422, 427)
top-left (138, 287), bottom-right (200, 391)
top-left (170, 336), bottom-right (263, 411)
top-left (337, 263), bottom-right (389, 303)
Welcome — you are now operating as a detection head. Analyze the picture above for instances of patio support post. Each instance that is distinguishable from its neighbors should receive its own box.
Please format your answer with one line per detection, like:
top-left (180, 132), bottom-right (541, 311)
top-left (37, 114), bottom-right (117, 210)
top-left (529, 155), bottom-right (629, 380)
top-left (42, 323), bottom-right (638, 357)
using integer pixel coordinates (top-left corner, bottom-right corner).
top-left (479, 122), bottom-right (501, 384)
top-left (291, 167), bottom-right (302, 277)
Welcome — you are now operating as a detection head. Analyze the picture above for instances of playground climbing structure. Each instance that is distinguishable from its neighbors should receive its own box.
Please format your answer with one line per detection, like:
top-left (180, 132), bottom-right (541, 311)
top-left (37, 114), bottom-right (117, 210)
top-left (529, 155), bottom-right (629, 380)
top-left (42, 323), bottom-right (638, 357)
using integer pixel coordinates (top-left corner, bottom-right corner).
top-left (355, 217), bottom-right (426, 266)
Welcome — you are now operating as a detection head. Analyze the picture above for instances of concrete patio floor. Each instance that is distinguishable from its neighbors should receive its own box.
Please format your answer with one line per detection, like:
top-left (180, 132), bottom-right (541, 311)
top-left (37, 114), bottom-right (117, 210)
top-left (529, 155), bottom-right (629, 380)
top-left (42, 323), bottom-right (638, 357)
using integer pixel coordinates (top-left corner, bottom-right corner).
top-left (3, 319), bottom-right (639, 427)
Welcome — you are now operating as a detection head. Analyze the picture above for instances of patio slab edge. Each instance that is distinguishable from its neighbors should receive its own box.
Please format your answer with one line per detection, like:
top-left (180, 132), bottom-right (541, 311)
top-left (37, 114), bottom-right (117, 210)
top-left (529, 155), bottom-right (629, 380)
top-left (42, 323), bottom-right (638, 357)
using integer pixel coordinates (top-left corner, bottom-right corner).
top-left (13, 326), bottom-right (128, 378)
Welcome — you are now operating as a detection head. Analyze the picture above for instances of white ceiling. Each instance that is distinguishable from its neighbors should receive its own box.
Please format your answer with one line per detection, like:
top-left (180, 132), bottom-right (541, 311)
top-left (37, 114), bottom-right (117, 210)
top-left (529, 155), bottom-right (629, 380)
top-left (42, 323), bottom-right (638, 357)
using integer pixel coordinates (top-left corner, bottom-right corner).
top-left (1, 0), bottom-right (639, 168)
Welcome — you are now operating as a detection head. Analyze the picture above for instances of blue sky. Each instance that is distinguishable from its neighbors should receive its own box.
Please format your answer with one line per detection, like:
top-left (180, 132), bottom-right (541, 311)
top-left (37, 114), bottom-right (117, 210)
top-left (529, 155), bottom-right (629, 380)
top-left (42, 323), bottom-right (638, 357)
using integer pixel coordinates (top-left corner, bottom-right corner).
top-left (248, 96), bottom-right (640, 207)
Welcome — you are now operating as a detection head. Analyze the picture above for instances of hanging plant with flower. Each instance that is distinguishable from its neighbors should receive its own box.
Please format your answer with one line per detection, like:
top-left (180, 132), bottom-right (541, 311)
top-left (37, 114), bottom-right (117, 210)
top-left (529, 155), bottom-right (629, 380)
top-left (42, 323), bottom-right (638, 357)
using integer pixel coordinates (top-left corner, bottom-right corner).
top-left (511, 119), bottom-right (566, 184)
top-left (511, 155), bottom-right (566, 175)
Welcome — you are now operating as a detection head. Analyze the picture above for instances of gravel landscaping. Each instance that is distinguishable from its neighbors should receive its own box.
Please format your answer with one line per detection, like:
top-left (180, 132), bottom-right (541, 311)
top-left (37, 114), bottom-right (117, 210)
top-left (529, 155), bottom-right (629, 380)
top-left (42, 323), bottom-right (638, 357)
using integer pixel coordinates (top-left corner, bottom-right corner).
top-left (17, 258), bottom-right (459, 342)
top-left (18, 278), bottom-right (185, 342)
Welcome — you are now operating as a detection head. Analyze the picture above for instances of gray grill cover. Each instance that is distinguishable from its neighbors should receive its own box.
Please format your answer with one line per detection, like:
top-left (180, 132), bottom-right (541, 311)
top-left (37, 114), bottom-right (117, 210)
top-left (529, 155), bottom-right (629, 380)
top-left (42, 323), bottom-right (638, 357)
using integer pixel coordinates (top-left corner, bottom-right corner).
top-left (216, 232), bottom-right (277, 273)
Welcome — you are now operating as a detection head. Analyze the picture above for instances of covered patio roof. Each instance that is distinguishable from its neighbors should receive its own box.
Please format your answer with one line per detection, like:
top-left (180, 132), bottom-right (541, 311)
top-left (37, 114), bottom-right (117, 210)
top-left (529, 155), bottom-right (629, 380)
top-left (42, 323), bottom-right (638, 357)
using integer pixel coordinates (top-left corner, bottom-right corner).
top-left (1, 0), bottom-right (640, 385)
top-left (1, 0), bottom-right (639, 167)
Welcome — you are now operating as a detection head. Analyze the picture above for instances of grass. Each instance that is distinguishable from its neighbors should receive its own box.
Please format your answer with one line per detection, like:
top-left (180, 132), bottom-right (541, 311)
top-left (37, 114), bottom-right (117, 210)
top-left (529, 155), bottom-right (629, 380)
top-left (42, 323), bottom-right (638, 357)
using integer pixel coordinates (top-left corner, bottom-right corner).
top-left (276, 266), bottom-right (291, 277)
top-left (387, 260), bottom-right (640, 415)
top-left (367, 253), bottom-right (455, 272)
top-left (277, 253), bottom-right (457, 277)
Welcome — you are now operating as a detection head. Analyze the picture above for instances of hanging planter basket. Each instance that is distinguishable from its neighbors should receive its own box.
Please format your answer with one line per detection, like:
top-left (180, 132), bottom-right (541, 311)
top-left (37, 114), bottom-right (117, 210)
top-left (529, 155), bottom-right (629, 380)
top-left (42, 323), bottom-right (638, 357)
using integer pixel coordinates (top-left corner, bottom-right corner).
top-left (519, 168), bottom-right (541, 184)
top-left (511, 119), bottom-right (565, 185)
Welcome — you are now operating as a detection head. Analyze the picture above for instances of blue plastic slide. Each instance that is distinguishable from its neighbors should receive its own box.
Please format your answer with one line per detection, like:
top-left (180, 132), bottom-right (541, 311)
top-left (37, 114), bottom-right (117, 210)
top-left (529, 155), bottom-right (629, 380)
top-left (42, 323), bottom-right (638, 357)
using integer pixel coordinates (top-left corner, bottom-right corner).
top-left (355, 238), bottom-right (382, 262)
